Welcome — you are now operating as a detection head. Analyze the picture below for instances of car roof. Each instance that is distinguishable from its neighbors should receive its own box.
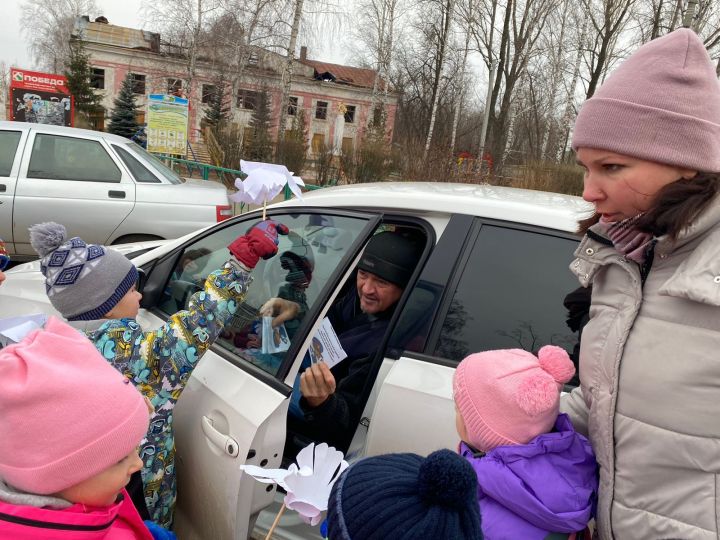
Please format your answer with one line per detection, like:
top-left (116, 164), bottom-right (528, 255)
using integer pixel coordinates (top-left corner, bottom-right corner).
top-left (0, 121), bottom-right (133, 144)
top-left (274, 182), bottom-right (591, 233)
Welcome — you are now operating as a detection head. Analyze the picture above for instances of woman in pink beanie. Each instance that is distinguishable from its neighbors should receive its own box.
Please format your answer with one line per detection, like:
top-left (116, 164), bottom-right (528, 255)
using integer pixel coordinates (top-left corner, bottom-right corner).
top-left (0, 317), bottom-right (156, 539)
top-left (454, 345), bottom-right (598, 539)
top-left (564, 28), bottom-right (720, 538)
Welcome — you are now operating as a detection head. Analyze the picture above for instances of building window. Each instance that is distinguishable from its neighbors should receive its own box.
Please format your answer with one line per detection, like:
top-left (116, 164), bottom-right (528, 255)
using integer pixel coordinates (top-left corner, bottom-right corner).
top-left (202, 84), bottom-right (217, 104)
top-left (248, 52), bottom-right (259, 66)
top-left (167, 78), bottom-right (183, 96)
top-left (130, 73), bottom-right (146, 95)
top-left (288, 96), bottom-right (299, 116)
top-left (237, 89), bottom-right (258, 110)
top-left (344, 105), bottom-right (356, 124)
top-left (315, 101), bottom-right (328, 120)
top-left (90, 68), bottom-right (105, 90)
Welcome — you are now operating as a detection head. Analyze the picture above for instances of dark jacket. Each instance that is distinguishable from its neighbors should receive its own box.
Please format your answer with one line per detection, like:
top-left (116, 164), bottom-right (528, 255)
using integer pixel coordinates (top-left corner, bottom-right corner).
top-left (299, 287), bottom-right (393, 447)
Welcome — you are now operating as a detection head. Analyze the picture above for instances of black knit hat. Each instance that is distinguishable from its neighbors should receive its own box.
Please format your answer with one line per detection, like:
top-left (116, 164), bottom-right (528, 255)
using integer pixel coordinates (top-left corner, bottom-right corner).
top-left (327, 449), bottom-right (483, 540)
top-left (357, 231), bottom-right (422, 288)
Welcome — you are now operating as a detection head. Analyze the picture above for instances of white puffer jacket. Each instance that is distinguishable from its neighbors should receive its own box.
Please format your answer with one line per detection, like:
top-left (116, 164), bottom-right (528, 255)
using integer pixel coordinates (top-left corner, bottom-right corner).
top-left (562, 199), bottom-right (720, 539)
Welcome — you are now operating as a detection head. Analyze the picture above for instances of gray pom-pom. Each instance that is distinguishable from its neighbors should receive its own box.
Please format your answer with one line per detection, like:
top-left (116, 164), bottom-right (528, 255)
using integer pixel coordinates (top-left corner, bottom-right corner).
top-left (29, 222), bottom-right (67, 257)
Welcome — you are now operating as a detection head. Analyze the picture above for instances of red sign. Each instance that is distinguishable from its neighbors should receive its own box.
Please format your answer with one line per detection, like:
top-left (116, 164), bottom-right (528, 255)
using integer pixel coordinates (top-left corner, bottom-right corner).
top-left (9, 67), bottom-right (73, 126)
top-left (10, 68), bottom-right (68, 93)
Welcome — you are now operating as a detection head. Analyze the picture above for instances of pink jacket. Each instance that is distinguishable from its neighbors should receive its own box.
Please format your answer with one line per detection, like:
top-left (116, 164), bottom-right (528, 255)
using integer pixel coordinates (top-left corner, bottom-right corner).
top-left (0, 489), bottom-right (153, 540)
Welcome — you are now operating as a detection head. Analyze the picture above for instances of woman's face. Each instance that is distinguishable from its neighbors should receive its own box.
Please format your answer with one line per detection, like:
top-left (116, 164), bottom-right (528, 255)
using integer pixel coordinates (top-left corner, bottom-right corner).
top-left (577, 148), bottom-right (697, 222)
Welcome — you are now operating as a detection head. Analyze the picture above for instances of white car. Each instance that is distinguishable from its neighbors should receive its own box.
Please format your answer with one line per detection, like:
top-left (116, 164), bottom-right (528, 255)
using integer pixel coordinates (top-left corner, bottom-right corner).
top-left (0, 121), bottom-right (231, 260)
top-left (0, 182), bottom-right (591, 540)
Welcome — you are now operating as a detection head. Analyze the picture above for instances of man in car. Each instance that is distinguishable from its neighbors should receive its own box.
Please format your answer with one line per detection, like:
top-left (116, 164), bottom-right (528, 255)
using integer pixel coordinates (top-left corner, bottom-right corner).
top-left (269, 230), bottom-right (424, 449)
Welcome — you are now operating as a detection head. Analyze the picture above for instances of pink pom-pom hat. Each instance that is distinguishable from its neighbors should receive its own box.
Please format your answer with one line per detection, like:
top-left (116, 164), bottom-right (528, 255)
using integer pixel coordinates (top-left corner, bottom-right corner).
top-left (453, 346), bottom-right (575, 452)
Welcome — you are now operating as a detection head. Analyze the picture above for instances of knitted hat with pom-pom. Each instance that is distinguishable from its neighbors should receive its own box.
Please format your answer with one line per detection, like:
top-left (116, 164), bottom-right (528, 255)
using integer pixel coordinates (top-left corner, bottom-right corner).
top-left (29, 222), bottom-right (137, 321)
top-left (326, 449), bottom-right (483, 540)
top-left (454, 346), bottom-right (575, 452)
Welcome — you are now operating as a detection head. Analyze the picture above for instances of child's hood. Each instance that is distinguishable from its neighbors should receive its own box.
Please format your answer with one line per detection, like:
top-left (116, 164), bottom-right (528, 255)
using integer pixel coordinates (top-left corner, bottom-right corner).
top-left (460, 413), bottom-right (598, 532)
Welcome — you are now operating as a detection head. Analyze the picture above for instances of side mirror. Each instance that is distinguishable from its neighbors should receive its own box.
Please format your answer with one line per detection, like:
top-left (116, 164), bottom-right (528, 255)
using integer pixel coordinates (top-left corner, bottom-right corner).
top-left (136, 267), bottom-right (148, 294)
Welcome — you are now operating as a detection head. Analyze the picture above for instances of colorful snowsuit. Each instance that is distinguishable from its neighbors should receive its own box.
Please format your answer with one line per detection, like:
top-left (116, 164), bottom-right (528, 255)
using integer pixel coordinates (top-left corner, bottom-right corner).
top-left (460, 414), bottom-right (598, 540)
top-left (85, 262), bottom-right (253, 528)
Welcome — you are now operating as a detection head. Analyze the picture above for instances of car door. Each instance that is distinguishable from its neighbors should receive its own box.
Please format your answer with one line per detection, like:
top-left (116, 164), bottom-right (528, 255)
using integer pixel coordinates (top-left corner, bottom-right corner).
top-left (0, 127), bottom-right (27, 254)
top-left (135, 208), bottom-right (381, 540)
top-left (12, 129), bottom-right (136, 256)
top-left (363, 218), bottom-right (582, 457)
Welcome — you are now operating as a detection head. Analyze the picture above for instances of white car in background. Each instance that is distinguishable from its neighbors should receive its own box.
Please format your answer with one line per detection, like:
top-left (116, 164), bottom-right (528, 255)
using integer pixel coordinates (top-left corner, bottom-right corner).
top-left (0, 121), bottom-right (231, 260)
top-left (0, 182), bottom-right (591, 540)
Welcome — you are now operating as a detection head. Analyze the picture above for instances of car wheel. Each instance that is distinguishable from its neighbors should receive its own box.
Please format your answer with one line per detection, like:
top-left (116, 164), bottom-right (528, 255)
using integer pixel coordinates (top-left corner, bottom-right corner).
top-left (112, 234), bottom-right (164, 244)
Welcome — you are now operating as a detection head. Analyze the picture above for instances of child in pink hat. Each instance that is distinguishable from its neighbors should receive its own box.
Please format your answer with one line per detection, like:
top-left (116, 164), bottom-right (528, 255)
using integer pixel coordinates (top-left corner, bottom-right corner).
top-left (0, 316), bottom-right (158, 539)
top-left (453, 346), bottom-right (598, 540)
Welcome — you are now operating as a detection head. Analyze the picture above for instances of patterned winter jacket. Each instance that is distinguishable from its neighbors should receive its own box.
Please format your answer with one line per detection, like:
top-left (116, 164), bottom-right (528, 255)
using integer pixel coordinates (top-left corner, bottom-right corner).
top-left (85, 260), bottom-right (253, 528)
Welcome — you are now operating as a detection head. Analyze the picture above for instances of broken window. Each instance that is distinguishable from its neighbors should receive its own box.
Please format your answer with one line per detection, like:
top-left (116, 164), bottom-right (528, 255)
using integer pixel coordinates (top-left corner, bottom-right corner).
top-left (130, 73), bottom-right (146, 95)
top-left (288, 96), bottom-right (299, 116)
top-left (315, 101), bottom-right (328, 120)
top-left (344, 105), bottom-right (356, 123)
top-left (237, 89), bottom-right (259, 110)
top-left (90, 68), bottom-right (105, 90)
top-left (202, 84), bottom-right (217, 104)
top-left (167, 78), bottom-right (183, 96)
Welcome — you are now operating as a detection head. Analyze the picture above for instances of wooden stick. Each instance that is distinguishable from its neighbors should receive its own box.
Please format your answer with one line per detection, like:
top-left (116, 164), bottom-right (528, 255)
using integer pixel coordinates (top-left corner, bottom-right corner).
top-left (262, 199), bottom-right (267, 221)
top-left (264, 503), bottom-right (286, 540)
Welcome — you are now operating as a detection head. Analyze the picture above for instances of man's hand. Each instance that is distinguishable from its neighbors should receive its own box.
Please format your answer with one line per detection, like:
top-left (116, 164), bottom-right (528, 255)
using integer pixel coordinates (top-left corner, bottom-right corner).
top-left (300, 362), bottom-right (336, 408)
top-left (260, 297), bottom-right (301, 327)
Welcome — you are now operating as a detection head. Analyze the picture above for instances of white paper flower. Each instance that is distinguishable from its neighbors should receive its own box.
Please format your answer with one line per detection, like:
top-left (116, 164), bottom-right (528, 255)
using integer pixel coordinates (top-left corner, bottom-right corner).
top-left (240, 442), bottom-right (348, 526)
top-left (283, 443), bottom-right (348, 525)
top-left (229, 161), bottom-right (305, 205)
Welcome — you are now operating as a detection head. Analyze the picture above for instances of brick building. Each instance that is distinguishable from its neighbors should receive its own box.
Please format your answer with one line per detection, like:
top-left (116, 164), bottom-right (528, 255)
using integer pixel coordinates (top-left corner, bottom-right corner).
top-left (72, 16), bottom-right (398, 158)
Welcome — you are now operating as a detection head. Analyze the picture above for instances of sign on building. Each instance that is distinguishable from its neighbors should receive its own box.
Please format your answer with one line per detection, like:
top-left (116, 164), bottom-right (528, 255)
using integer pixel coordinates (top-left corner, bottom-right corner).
top-left (147, 94), bottom-right (189, 156)
top-left (9, 68), bottom-right (73, 126)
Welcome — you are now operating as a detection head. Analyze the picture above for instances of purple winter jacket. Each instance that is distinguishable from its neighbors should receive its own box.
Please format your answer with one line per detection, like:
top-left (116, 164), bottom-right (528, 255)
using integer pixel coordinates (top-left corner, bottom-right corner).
top-left (459, 413), bottom-right (598, 540)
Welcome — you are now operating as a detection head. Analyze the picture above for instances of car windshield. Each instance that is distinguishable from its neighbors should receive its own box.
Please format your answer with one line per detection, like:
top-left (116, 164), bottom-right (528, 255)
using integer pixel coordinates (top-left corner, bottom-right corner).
top-left (124, 142), bottom-right (183, 184)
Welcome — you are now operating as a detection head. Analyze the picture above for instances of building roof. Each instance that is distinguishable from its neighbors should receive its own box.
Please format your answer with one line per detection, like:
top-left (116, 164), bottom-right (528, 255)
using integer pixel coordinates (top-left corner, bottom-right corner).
top-left (299, 59), bottom-right (381, 90)
top-left (73, 16), bottom-right (159, 52)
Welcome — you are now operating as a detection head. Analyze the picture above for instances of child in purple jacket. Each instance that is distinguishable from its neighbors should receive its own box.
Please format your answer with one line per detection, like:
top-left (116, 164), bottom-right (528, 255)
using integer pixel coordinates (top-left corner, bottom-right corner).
top-left (453, 346), bottom-right (598, 540)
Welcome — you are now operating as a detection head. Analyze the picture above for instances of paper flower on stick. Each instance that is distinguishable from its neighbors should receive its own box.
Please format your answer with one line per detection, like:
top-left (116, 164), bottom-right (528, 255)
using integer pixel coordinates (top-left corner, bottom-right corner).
top-left (229, 160), bottom-right (305, 206)
top-left (240, 442), bottom-right (348, 526)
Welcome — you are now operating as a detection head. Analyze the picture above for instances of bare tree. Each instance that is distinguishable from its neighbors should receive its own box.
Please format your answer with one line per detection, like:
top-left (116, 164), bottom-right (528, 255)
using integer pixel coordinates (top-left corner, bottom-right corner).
top-left (582, 0), bottom-right (639, 99)
top-left (469, 0), bottom-right (559, 172)
top-left (423, 0), bottom-right (456, 160)
top-left (20, 0), bottom-right (99, 73)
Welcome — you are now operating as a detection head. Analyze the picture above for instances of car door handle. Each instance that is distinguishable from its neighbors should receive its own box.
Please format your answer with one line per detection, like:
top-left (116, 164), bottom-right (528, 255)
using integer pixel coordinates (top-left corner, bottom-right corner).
top-left (108, 190), bottom-right (125, 199)
top-left (0, 184), bottom-right (6, 192)
top-left (201, 416), bottom-right (240, 458)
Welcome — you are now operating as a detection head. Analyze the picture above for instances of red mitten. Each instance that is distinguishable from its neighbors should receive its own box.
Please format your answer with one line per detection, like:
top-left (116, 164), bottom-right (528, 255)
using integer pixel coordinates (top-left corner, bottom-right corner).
top-left (228, 219), bottom-right (289, 269)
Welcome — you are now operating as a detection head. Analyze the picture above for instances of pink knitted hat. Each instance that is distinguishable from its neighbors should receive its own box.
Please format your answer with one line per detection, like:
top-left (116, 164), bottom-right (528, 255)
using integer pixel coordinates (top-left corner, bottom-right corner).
top-left (572, 29), bottom-right (720, 172)
top-left (0, 317), bottom-right (149, 495)
top-left (453, 346), bottom-right (575, 452)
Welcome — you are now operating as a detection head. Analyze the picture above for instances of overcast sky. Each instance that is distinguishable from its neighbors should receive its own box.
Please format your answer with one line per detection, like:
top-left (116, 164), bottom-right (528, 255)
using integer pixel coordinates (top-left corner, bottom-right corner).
top-left (2, 0), bottom-right (345, 72)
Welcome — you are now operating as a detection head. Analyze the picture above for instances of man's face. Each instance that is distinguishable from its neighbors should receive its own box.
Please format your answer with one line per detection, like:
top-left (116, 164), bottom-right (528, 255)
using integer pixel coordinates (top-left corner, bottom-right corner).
top-left (356, 269), bottom-right (403, 314)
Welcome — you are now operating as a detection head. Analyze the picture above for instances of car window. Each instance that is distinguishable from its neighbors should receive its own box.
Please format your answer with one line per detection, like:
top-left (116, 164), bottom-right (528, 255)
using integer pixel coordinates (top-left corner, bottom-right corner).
top-left (157, 213), bottom-right (372, 377)
top-left (113, 144), bottom-right (161, 183)
top-left (125, 142), bottom-right (183, 184)
top-left (27, 134), bottom-right (121, 183)
top-left (434, 225), bottom-right (579, 363)
top-left (0, 131), bottom-right (22, 177)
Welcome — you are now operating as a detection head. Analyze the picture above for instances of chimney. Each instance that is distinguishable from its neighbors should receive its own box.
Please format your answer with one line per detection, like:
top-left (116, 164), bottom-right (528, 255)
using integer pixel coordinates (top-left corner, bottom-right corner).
top-left (299, 46), bottom-right (307, 61)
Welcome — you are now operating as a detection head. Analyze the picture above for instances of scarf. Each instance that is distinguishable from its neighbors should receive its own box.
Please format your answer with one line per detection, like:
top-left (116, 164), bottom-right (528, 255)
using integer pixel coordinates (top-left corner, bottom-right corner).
top-left (599, 214), bottom-right (655, 265)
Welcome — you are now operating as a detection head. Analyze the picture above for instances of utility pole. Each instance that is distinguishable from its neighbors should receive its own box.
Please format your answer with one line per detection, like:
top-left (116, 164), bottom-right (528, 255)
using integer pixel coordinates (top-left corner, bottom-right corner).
top-left (682, 0), bottom-right (698, 28)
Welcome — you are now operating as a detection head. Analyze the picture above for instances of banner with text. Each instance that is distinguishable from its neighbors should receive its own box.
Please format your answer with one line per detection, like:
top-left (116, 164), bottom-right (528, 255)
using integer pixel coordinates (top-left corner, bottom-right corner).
top-left (147, 94), bottom-right (189, 155)
top-left (10, 67), bottom-right (73, 126)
